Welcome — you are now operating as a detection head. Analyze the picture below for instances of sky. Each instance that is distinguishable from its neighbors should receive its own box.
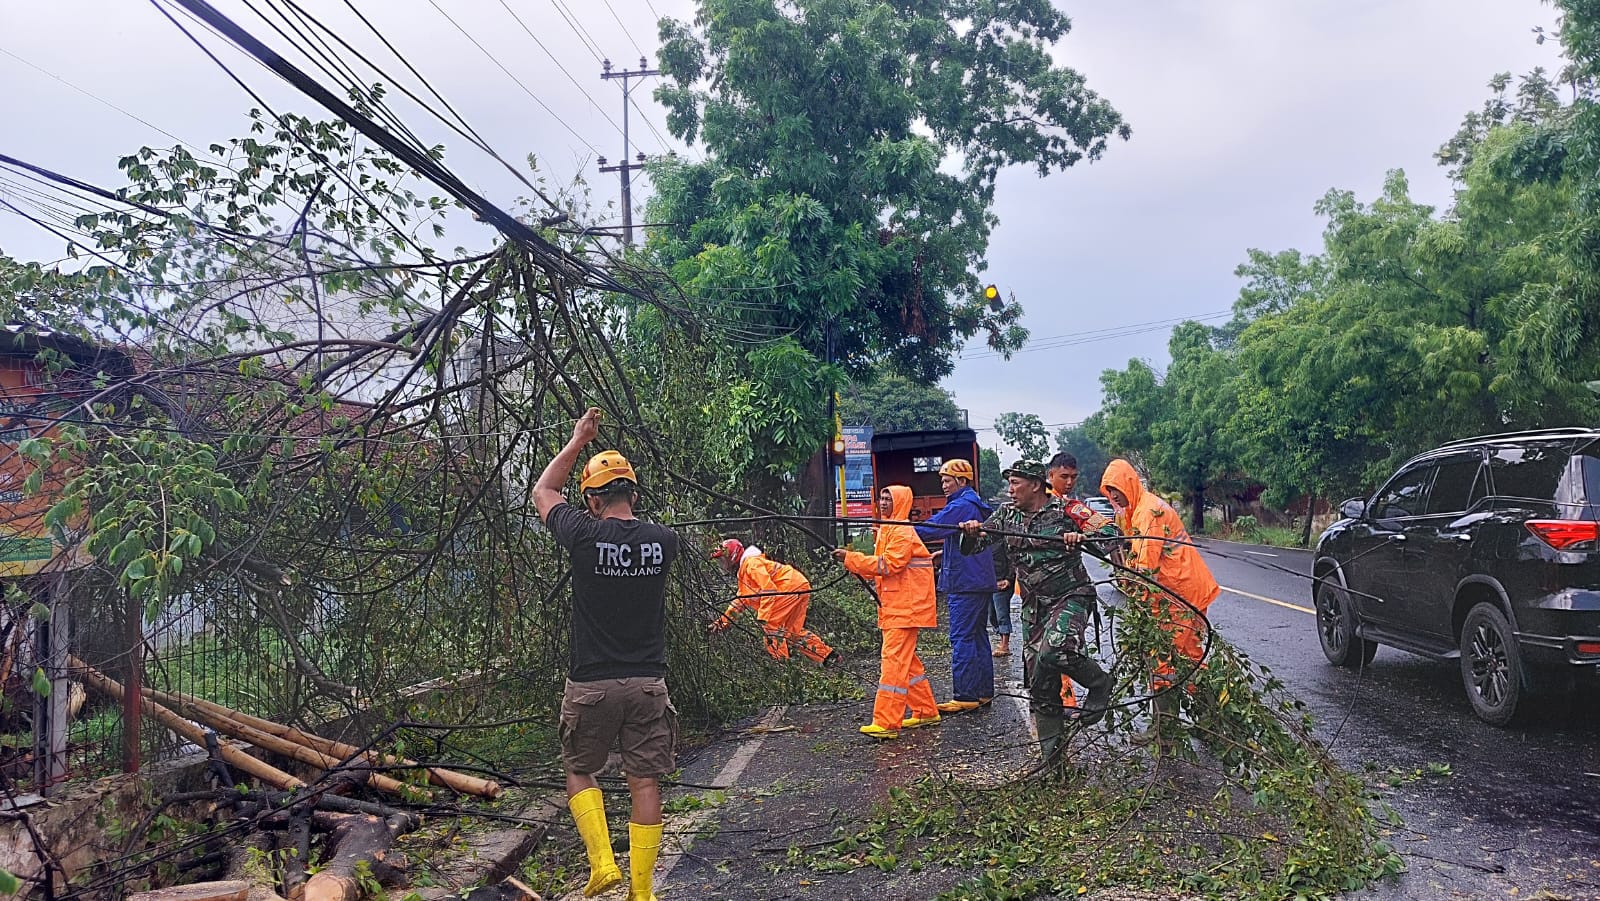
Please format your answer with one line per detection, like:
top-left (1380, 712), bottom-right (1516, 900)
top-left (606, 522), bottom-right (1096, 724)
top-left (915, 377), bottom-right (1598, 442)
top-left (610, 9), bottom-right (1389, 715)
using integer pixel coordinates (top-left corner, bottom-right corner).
top-left (0, 0), bottom-right (1565, 454)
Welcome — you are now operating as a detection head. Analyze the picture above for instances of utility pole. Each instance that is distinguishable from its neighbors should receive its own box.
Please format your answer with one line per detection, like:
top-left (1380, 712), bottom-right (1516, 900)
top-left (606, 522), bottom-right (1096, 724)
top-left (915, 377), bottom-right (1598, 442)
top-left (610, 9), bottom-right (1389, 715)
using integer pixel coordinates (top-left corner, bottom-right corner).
top-left (598, 57), bottom-right (658, 246)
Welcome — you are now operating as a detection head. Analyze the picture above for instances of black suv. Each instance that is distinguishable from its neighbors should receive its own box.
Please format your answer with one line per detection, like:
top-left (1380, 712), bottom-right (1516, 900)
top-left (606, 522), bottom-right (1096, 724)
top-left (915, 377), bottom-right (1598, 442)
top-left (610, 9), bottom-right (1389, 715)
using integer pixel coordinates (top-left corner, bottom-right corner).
top-left (1313, 428), bottom-right (1600, 725)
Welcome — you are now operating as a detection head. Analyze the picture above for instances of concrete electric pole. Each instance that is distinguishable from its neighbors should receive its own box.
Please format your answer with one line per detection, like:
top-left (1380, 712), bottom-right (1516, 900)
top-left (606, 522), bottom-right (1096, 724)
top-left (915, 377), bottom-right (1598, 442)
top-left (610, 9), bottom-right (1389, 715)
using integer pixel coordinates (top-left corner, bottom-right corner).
top-left (598, 56), bottom-right (659, 246)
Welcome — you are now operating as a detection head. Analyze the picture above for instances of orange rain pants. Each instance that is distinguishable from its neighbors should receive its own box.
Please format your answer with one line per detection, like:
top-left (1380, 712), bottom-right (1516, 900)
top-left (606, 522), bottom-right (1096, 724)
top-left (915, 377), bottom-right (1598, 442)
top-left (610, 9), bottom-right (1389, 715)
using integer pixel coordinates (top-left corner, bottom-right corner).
top-left (757, 591), bottom-right (834, 663)
top-left (872, 627), bottom-right (939, 730)
top-left (842, 486), bottom-right (940, 730)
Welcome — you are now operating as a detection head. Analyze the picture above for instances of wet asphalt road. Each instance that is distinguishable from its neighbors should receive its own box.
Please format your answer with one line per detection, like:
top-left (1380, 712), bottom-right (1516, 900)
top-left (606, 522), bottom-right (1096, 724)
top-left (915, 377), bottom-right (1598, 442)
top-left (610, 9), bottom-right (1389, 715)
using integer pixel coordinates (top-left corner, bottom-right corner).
top-left (584, 541), bottom-right (1600, 900)
top-left (1182, 538), bottom-right (1600, 899)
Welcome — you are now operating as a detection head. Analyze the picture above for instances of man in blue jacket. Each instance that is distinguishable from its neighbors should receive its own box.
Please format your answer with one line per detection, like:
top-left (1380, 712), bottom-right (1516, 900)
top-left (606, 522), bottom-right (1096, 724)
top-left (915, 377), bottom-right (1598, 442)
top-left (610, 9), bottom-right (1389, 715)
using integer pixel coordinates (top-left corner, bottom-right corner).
top-left (915, 458), bottom-right (1001, 713)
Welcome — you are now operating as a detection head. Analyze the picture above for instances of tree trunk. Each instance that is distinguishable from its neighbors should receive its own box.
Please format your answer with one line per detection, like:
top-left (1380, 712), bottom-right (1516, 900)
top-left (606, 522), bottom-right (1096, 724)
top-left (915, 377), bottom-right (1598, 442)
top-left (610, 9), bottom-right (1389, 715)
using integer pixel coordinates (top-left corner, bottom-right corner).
top-left (1189, 486), bottom-right (1205, 535)
top-left (302, 813), bottom-right (415, 901)
top-left (794, 448), bottom-right (833, 550)
top-left (1300, 492), bottom-right (1316, 547)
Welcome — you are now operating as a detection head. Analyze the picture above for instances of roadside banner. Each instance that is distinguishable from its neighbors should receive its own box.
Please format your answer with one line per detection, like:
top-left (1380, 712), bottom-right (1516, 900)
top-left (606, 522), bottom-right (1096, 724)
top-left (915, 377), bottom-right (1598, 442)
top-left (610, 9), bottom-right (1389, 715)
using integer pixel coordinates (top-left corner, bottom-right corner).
top-left (842, 426), bottom-right (874, 518)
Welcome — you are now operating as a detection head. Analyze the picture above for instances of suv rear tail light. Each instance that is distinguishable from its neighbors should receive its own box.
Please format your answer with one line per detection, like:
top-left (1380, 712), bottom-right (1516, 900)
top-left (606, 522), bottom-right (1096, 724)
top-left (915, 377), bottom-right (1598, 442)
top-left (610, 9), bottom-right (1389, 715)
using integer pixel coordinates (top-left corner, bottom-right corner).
top-left (1525, 520), bottom-right (1600, 550)
top-left (1577, 641), bottom-right (1600, 656)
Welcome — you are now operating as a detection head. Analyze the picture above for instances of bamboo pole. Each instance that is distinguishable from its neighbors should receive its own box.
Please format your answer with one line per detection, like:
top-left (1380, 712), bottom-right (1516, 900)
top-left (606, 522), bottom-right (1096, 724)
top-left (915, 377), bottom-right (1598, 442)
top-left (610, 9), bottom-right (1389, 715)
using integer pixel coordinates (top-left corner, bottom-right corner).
top-left (66, 655), bottom-right (304, 791)
top-left (143, 687), bottom-right (501, 799)
top-left (133, 689), bottom-right (427, 801)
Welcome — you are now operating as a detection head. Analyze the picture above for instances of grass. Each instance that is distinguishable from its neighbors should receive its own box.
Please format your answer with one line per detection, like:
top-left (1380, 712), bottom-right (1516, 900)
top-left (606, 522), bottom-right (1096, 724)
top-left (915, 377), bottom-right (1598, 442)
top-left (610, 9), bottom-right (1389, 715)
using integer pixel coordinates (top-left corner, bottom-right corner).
top-left (1200, 511), bottom-right (1324, 550)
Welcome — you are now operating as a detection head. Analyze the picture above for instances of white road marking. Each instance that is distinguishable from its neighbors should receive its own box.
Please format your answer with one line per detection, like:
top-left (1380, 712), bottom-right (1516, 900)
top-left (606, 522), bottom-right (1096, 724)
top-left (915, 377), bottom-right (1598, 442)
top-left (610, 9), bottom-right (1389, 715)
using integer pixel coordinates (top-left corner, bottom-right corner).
top-left (655, 705), bottom-right (787, 884)
top-left (1220, 585), bottom-right (1315, 616)
top-left (1243, 550), bottom-right (1279, 558)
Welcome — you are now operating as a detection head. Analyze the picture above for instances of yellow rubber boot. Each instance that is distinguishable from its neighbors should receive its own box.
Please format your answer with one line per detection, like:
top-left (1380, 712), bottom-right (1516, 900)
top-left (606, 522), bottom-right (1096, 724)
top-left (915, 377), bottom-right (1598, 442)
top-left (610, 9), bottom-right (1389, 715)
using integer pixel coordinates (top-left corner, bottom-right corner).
top-left (628, 821), bottom-right (663, 900)
top-left (568, 788), bottom-right (622, 896)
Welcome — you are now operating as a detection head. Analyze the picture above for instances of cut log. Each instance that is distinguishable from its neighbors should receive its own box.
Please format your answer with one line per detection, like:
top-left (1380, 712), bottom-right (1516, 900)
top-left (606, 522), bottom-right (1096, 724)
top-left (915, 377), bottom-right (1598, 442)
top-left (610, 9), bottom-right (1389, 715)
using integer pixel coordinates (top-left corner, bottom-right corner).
top-left (143, 686), bottom-right (500, 798)
top-left (302, 813), bottom-right (415, 901)
top-left (67, 656), bottom-right (303, 790)
top-left (127, 880), bottom-right (251, 901)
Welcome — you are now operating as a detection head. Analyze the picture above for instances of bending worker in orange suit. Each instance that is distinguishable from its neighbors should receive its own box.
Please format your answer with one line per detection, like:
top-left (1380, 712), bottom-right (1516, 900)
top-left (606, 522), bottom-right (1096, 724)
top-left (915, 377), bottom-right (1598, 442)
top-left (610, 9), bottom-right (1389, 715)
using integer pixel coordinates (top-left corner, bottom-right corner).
top-left (833, 485), bottom-right (941, 739)
top-left (709, 539), bottom-right (839, 667)
top-left (1099, 459), bottom-right (1221, 740)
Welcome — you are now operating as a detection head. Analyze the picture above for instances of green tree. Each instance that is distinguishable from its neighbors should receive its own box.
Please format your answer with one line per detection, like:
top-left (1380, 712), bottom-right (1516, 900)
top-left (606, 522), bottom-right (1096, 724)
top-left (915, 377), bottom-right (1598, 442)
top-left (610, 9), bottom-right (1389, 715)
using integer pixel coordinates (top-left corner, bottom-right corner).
top-left (1436, 70), bottom-right (1561, 179)
top-left (993, 411), bottom-right (1051, 461)
top-left (1084, 358), bottom-right (1164, 466)
top-left (839, 371), bottom-right (964, 432)
top-left (978, 446), bottom-right (1004, 501)
top-left (647, 0), bottom-right (1128, 498)
top-left (1214, 248), bottom-right (1328, 348)
top-left (1146, 322), bottom-right (1238, 532)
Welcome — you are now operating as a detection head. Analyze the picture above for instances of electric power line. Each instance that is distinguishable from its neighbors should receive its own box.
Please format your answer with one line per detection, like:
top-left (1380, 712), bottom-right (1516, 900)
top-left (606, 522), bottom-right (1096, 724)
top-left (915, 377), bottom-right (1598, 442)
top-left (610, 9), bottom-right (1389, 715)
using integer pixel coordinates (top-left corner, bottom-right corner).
top-left (420, 0), bottom-right (601, 156)
top-left (492, 0), bottom-right (625, 139)
top-left (548, 0), bottom-right (606, 64)
top-left (959, 310), bottom-right (1232, 360)
top-left (278, 0), bottom-right (576, 211)
top-left (601, 0), bottom-right (647, 58)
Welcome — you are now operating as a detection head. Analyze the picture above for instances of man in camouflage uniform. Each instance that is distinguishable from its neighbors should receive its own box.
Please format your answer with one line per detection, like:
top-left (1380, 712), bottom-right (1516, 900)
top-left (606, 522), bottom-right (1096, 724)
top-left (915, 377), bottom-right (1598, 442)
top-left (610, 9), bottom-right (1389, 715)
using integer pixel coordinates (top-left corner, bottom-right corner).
top-left (959, 460), bottom-right (1120, 763)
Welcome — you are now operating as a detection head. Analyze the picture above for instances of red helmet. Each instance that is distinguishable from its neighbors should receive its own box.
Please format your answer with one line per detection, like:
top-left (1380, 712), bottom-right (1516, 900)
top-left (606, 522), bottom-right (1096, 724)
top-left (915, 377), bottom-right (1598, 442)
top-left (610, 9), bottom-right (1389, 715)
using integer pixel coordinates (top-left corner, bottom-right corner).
top-left (712, 538), bottom-right (744, 560)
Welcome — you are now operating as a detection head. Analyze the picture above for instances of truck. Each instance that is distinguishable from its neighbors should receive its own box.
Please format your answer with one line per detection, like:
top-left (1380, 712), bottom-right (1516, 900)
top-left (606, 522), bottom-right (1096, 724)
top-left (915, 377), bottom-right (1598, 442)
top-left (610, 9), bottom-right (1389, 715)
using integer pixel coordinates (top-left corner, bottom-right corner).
top-left (868, 428), bottom-right (981, 524)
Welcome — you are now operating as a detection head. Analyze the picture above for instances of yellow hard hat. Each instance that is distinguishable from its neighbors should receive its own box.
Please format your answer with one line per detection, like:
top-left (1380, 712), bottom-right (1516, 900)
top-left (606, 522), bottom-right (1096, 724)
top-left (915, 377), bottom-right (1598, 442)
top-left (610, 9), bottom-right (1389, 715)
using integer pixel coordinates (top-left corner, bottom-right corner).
top-left (581, 450), bottom-right (639, 492)
top-left (939, 459), bottom-right (975, 481)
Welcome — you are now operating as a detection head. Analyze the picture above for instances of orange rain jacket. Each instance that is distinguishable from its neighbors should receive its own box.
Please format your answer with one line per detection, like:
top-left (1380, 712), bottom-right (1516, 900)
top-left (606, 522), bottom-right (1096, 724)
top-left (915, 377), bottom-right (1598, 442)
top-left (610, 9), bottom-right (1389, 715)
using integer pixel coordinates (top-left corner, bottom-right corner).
top-left (843, 485), bottom-right (938, 630)
top-left (722, 548), bottom-right (810, 622)
top-left (1100, 459), bottom-right (1221, 610)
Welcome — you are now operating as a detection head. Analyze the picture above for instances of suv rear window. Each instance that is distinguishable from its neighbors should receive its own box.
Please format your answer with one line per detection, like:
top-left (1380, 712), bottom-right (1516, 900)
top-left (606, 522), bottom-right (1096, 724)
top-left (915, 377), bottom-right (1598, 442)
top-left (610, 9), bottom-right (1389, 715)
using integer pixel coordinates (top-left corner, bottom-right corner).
top-left (1487, 442), bottom-right (1575, 514)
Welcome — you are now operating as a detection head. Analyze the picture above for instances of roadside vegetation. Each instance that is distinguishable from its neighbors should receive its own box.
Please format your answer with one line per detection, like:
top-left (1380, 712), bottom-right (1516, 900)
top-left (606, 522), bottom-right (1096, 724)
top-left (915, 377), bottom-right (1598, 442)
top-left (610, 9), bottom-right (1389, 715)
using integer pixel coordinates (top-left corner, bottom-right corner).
top-left (6, 0), bottom-right (1599, 897)
top-left (990, 8), bottom-right (1600, 535)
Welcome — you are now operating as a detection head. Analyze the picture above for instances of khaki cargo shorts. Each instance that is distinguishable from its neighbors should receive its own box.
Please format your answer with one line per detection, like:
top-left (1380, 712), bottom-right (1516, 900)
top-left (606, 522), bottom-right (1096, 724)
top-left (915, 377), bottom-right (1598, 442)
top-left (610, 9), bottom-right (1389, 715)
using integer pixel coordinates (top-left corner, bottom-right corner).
top-left (559, 676), bottom-right (678, 777)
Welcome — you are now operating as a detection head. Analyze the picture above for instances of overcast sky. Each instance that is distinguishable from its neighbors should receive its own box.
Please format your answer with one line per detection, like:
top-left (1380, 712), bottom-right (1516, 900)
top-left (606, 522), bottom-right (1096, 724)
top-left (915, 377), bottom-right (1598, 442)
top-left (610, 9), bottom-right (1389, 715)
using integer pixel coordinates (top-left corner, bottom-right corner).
top-left (0, 0), bottom-right (1563, 453)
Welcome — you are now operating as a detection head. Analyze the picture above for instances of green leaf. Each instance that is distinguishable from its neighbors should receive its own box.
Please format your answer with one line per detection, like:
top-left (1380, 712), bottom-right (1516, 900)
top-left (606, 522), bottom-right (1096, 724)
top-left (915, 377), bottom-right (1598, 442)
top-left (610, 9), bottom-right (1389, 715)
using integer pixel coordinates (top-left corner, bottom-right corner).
top-left (0, 867), bottom-right (18, 895)
top-left (28, 602), bottom-right (50, 623)
top-left (31, 667), bottom-right (51, 698)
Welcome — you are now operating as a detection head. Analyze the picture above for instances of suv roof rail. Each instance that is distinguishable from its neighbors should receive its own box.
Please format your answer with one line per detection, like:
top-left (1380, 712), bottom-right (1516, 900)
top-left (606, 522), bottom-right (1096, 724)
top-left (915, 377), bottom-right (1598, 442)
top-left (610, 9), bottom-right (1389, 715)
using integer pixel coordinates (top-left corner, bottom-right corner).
top-left (1437, 427), bottom-right (1600, 448)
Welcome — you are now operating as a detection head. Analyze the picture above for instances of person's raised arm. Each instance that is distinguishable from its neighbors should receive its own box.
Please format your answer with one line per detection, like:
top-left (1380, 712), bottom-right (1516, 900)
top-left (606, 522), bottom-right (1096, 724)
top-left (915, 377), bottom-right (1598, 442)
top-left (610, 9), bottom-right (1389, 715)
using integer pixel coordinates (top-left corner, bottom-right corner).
top-left (534, 407), bottom-right (602, 522)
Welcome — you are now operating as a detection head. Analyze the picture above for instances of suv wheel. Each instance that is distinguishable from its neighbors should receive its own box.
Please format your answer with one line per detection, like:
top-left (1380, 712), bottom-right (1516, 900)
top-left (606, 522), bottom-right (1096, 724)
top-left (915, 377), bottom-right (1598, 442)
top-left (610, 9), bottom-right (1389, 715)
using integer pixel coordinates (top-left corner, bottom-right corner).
top-left (1459, 602), bottom-right (1525, 725)
top-left (1315, 580), bottom-right (1377, 667)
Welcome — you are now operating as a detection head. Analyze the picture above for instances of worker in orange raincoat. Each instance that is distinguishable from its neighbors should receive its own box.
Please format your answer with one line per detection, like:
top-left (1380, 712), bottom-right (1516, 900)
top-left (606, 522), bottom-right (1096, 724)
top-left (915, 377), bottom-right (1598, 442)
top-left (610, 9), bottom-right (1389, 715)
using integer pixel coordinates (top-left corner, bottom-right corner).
top-left (1099, 459), bottom-right (1221, 740)
top-left (709, 539), bottom-right (839, 667)
top-left (833, 485), bottom-right (941, 739)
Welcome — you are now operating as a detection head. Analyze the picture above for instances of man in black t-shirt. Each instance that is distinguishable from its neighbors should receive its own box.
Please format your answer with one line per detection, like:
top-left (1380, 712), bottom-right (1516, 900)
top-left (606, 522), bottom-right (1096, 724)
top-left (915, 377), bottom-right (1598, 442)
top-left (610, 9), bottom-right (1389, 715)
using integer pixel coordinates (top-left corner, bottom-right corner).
top-left (534, 407), bottom-right (678, 901)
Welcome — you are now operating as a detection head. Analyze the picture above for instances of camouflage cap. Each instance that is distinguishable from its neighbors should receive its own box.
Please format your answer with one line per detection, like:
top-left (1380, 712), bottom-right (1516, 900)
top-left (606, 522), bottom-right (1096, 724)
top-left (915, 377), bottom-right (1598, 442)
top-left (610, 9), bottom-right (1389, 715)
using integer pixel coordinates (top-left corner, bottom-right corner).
top-left (1002, 460), bottom-right (1048, 483)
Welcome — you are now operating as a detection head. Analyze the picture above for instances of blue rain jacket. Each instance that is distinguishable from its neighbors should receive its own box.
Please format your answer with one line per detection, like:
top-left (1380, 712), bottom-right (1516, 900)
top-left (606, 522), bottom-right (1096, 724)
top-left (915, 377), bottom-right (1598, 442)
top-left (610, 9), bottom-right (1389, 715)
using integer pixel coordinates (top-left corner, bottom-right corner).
top-left (915, 486), bottom-right (998, 594)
